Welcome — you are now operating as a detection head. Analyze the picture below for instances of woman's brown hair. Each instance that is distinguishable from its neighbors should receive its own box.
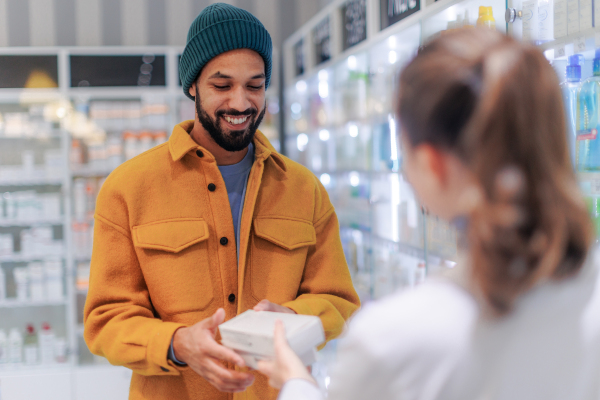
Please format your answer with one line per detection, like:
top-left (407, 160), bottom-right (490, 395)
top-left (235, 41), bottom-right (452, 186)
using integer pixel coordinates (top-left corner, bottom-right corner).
top-left (398, 28), bottom-right (594, 314)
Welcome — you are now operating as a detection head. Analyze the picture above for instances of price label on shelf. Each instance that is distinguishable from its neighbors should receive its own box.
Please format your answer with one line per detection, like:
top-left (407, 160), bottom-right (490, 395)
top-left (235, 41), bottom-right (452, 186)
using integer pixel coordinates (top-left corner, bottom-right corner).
top-left (574, 36), bottom-right (587, 52)
top-left (555, 43), bottom-right (566, 58)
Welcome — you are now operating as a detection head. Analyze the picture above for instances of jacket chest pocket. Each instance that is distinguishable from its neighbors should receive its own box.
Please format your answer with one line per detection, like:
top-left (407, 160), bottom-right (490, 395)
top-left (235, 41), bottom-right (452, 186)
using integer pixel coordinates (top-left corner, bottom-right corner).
top-left (133, 218), bottom-right (214, 316)
top-left (250, 217), bottom-right (316, 304)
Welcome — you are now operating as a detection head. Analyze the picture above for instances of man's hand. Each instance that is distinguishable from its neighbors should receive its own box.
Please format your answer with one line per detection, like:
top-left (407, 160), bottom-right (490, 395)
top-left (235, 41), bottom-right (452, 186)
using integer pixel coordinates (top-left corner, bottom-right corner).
top-left (172, 308), bottom-right (255, 393)
top-left (253, 299), bottom-right (296, 314)
top-left (257, 321), bottom-right (315, 389)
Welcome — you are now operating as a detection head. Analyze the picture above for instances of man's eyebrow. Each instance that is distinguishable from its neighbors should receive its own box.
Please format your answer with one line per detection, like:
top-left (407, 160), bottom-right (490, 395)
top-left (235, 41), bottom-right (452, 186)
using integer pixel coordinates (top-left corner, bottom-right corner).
top-left (208, 72), bottom-right (232, 79)
top-left (250, 73), bottom-right (266, 80)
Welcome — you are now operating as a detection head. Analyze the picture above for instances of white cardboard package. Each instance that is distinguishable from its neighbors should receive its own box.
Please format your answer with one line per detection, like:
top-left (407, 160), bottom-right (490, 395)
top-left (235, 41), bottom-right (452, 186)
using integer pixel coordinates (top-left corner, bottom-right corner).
top-left (218, 310), bottom-right (325, 369)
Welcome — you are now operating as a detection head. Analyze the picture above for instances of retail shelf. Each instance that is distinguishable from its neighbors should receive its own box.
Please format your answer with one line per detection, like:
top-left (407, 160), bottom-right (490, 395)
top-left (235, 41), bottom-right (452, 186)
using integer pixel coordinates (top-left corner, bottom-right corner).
top-left (539, 27), bottom-right (598, 53)
top-left (0, 363), bottom-right (72, 375)
top-left (0, 298), bottom-right (67, 308)
top-left (70, 165), bottom-right (115, 178)
top-left (0, 177), bottom-right (64, 187)
top-left (0, 217), bottom-right (64, 227)
top-left (0, 253), bottom-right (65, 263)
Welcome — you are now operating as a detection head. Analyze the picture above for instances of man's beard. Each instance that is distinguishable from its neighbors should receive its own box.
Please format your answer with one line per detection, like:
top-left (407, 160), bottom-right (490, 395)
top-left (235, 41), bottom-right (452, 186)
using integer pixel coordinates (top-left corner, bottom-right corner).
top-left (195, 86), bottom-right (265, 152)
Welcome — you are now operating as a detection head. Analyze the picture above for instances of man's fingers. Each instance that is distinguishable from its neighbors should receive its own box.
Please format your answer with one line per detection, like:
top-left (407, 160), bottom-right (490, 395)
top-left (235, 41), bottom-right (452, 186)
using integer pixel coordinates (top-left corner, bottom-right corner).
top-left (204, 341), bottom-right (246, 368)
top-left (205, 358), bottom-right (255, 385)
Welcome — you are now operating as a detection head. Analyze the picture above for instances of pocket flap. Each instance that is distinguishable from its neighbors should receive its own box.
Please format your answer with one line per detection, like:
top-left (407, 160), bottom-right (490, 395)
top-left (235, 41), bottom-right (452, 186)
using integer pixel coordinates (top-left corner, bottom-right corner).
top-left (132, 218), bottom-right (209, 253)
top-left (253, 217), bottom-right (316, 250)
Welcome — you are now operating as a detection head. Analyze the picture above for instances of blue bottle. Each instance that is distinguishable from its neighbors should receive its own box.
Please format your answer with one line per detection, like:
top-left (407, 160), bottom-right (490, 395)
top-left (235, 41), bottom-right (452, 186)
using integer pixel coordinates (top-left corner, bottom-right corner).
top-left (561, 54), bottom-right (584, 166)
top-left (577, 49), bottom-right (600, 171)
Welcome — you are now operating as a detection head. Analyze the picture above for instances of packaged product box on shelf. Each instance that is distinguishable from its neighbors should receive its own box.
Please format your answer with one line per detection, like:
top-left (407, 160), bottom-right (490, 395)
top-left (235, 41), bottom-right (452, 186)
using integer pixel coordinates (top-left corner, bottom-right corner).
top-left (567, 0), bottom-right (580, 34)
top-left (0, 329), bottom-right (7, 363)
top-left (219, 310), bottom-right (325, 369)
top-left (39, 322), bottom-right (55, 364)
top-left (554, 0), bottom-right (568, 38)
top-left (13, 267), bottom-right (28, 300)
top-left (579, 0), bottom-right (593, 30)
top-left (45, 258), bottom-right (64, 300)
top-left (0, 234), bottom-right (14, 256)
top-left (28, 262), bottom-right (44, 301)
top-left (20, 227), bottom-right (63, 257)
top-left (0, 266), bottom-right (5, 300)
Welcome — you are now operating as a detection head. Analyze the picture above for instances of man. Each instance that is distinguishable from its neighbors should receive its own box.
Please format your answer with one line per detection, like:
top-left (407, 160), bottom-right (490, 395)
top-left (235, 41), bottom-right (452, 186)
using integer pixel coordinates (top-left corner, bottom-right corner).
top-left (83, 3), bottom-right (360, 400)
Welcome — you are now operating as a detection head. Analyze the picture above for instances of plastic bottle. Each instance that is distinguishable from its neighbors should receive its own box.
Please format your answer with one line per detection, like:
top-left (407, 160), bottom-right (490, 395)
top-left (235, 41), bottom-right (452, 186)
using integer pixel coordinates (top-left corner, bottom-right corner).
top-left (0, 329), bottom-right (8, 364)
top-left (577, 49), bottom-right (600, 171)
top-left (476, 6), bottom-right (496, 29)
top-left (561, 54), bottom-right (585, 165)
top-left (23, 324), bottom-right (38, 365)
top-left (8, 328), bottom-right (22, 364)
top-left (39, 322), bottom-right (55, 364)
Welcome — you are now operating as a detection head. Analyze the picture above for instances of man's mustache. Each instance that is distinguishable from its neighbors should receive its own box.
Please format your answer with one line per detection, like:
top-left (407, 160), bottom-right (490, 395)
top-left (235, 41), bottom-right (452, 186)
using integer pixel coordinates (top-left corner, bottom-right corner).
top-left (216, 108), bottom-right (257, 117)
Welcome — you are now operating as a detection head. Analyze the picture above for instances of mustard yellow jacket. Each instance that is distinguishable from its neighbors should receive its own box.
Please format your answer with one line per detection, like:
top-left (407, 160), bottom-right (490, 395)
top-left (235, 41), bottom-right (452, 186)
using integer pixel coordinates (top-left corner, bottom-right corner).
top-left (83, 120), bottom-right (360, 400)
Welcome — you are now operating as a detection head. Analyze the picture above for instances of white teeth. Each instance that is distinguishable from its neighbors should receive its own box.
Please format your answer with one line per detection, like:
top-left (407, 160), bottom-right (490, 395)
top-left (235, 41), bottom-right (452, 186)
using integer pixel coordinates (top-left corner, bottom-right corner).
top-left (224, 116), bottom-right (248, 125)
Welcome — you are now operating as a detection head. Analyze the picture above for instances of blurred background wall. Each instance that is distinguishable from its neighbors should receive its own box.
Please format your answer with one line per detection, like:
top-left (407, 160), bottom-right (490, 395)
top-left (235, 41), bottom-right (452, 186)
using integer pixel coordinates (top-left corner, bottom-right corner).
top-left (0, 0), bottom-right (332, 49)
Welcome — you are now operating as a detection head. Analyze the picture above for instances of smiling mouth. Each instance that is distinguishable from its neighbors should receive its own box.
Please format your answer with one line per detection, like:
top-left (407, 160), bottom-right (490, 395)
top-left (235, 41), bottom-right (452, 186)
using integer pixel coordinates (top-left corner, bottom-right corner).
top-left (223, 115), bottom-right (250, 126)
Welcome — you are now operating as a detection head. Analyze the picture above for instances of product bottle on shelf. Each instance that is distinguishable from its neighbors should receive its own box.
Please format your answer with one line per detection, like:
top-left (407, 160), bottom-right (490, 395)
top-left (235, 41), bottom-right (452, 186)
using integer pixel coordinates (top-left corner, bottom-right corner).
top-left (8, 327), bottom-right (22, 364)
top-left (476, 6), bottom-right (496, 29)
top-left (0, 266), bottom-right (5, 301)
top-left (39, 322), bottom-right (55, 364)
top-left (561, 54), bottom-right (584, 165)
top-left (576, 49), bottom-right (600, 171)
top-left (0, 329), bottom-right (7, 363)
top-left (23, 324), bottom-right (38, 365)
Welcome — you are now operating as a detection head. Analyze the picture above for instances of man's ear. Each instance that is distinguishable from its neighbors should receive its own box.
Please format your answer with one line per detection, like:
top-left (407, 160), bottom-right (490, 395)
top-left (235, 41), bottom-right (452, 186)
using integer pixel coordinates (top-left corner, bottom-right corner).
top-left (188, 81), bottom-right (196, 98)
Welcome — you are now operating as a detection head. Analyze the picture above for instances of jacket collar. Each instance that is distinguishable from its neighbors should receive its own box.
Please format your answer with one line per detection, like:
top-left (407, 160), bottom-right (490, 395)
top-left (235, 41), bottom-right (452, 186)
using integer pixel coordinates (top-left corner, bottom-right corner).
top-left (168, 120), bottom-right (288, 173)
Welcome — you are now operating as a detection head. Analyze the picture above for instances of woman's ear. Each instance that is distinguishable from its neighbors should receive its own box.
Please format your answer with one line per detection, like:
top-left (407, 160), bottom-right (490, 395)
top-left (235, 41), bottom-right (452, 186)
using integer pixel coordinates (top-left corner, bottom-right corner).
top-left (415, 143), bottom-right (448, 188)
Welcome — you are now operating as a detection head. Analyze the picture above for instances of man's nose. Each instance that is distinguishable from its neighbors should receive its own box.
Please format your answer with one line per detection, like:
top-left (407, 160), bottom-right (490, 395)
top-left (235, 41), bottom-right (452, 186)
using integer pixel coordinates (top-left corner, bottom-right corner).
top-left (227, 86), bottom-right (252, 112)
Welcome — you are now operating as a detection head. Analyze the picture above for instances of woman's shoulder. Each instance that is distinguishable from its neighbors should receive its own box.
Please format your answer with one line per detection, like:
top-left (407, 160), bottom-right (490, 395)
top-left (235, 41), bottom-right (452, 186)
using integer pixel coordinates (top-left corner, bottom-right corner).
top-left (345, 279), bottom-right (478, 361)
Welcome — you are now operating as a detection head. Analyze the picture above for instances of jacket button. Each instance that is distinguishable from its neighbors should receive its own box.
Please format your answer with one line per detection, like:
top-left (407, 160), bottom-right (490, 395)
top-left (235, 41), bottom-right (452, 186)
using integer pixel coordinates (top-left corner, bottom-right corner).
top-left (220, 237), bottom-right (228, 245)
top-left (228, 293), bottom-right (236, 303)
top-left (196, 150), bottom-right (204, 158)
top-left (208, 183), bottom-right (216, 191)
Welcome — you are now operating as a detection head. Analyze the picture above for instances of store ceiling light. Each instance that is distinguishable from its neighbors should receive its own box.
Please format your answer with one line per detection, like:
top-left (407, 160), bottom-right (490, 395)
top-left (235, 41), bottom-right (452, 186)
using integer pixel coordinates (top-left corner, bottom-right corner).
top-left (318, 81), bottom-right (329, 98)
top-left (319, 129), bottom-right (330, 141)
top-left (297, 133), bottom-right (308, 151)
top-left (295, 80), bottom-right (307, 92)
top-left (291, 102), bottom-right (302, 114)
top-left (347, 56), bottom-right (357, 70)
top-left (349, 124), bottom-right (358, 137)
top-left (389, 51), bottom-right (397, 64)
top-left (349, 171), bottom-right (360, 187)
top-left (388, 36), bottom-right (397, 48)
top-left (318, 69), bottom-right (329, 81)
top-left (320, 173), bottom-right (331, 186)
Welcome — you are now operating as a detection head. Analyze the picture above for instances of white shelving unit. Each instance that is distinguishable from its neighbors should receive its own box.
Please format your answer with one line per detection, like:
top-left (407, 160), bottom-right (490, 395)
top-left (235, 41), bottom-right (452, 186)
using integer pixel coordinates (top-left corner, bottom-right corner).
top-left (0, 45), bottom-right (281, 390)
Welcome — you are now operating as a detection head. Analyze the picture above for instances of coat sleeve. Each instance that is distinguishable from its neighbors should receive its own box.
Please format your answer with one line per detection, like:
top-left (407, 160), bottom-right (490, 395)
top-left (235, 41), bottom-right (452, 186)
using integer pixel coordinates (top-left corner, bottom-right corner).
top-left (83, 183), bottom-right (186, 376)
top-left (282, 180), bottom-right (360, 341)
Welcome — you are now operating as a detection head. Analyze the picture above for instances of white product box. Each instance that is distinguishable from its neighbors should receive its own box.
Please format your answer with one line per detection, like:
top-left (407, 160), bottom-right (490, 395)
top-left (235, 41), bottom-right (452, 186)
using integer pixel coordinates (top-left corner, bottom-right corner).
top-left (554, 0), bottom-right (568, 39)
top-left (522, 0), bottom-right (539, 41)
top-left (28, 262), bottom-right (45, 300)
top-left (219, 310), bottom-right (325, 369)
top-left (567, 0), bottom-right (580, 34)
top-left (580, 0), bottom-right (593, 30)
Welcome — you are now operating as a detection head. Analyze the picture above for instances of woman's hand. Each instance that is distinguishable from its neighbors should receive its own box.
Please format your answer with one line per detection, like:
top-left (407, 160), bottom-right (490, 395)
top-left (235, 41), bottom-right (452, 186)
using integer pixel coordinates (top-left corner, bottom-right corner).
top-left (257, 320), bottom-right (316, 389)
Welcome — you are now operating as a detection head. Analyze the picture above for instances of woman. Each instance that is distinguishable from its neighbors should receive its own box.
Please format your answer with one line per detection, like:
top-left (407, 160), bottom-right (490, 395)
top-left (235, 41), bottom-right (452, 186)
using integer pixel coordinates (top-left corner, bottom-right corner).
top-left (257, 29), bottom-right (600, 399)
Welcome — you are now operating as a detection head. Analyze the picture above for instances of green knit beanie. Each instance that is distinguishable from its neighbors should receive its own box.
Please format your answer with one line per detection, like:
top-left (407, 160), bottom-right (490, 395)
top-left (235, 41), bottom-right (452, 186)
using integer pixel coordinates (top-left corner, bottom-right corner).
top-left (180, 3), bottom-right (273, 100)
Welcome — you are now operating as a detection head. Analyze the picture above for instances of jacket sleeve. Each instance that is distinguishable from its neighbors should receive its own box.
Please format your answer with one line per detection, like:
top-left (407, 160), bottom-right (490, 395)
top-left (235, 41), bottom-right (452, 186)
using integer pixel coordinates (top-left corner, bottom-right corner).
top-left (83, 184), bottom-right (186, 376)
top-left (282, 180), bottom-right (361, 342)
